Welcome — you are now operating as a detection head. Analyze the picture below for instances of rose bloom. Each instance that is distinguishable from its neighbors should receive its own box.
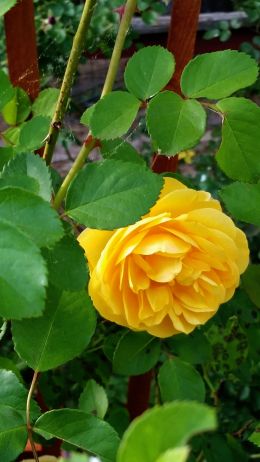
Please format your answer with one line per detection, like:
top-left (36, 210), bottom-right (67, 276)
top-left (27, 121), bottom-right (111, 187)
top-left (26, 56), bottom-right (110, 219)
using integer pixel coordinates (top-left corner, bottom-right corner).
top-left (78, 178), bottom-right (249, 338)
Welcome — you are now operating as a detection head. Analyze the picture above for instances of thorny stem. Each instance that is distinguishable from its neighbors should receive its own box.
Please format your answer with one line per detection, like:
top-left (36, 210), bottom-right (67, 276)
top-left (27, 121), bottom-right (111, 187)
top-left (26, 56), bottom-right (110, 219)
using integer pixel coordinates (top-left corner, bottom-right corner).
top-left (26, 371), bottom-right (39, 462)
top-left (53, 0), bottom-right (137, 209)
top-left (43, 0), bottom-right (97, 165)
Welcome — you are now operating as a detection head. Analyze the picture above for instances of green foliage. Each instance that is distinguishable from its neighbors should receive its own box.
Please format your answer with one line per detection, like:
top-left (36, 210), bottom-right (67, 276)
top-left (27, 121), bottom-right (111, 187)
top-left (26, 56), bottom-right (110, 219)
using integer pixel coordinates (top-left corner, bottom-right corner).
top-left (65, 159), bottom-right (163, 229)
top-left (242, 265), bottom-right (260, 308)
top-left (18, 116), bottom-right (51, 152)
top-left (2, 88), bottom-right (31, 126)
top-left (147, 91), bottom-right (206, 155)
top-left (89, 91), bottom-right (140, 140)
top-left (220, 181), bottom-right (260, 225)
top-left (12, 288), bottom-right (96, 371)
top-left (155, 447), bottom-right (189, 462)
top-left (0, 407), bottom-right (27, 462)
top-left (79, 379), bottom-right (108, 419)
top-left (117, 402), bottom-right (217, 462)
top-left (32, 88), bottom-right (60, 118)
top-left (0, 70), bottom-right (15, 111)
top-left (34, 409), bottom-right (120, 462)
top-left (216, 98), bottom-right (260, 182)
top-left (124, 46), bottom-right (175, 100)
top-left (0, 0), bottom-right (17, 16)
top-left (158, 358), bottom-right (206, 403)
top-left (181, 51), bottom-right (258, 99)
top-left (113, 331), bottom-right (161, 376)
top-left (249, 423), bottom-right (260, 447)
top-left (101, 139), bottom-right (145, 164)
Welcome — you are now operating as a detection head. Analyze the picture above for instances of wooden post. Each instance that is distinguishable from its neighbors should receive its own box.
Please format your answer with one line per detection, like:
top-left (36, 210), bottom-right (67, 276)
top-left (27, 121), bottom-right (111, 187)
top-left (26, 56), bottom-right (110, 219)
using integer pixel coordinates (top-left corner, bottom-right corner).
top-left (127, 0), bottom-right (202, 420)
top-left (4, 0), bottom-right (40, 100)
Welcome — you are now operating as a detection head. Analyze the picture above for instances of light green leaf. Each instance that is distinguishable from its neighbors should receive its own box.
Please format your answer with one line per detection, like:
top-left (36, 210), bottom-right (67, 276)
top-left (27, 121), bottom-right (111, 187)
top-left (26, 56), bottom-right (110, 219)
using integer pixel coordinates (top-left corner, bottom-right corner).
top-left (79, 379), bottom-right (108, 419)
top-left (216, 98), bottom-right (260, 182)
top-left (42, 234), bottom-right (88, 292)
top-left (242, 265), bottom-right (260, 308)
top-left (181, 50), bottom-right (258, 99)
top-left (249, 424), bottom-right (260, 447)
top-left (32, 88), bottom-right (60, 118)
top-left (89, 91), bottom-right (140, 140)
top-left (146, 91), bottom-right (206, 155)
top-left (18, 115), bottom-right (51, 151)
top-left (12, 287), bottom-right (96, 371)
top-left (220, 181), bottom-right (260, 225)
top-left (0, 70), bottom-right (15, 111)
top-left (0, 369), bottom-right (40, 421)
top-left (155, 447), bottom-right (189, 462)
top-left (80, 104), bottom-right (97, 127)
top-left (0, 0), bottom-right (17, 16)
top-left (0, 219), bottom-right (47, 320)
top-left (2, 87), bottom-right (31, 125)
top-left (101, 139), bottom-right (145, 165)
top-left (34, 409), bottom-right (120, 462)
top-left (117, 401), bottom-right (217, 462)
top-left (158, 358), bottom-right (205, 403)
top-left (0, 153), bottom-right (52, 201)
top-left (0, 407), bottom-right (27, 462)
top-left (2, 125), bottom-right (21, 146)
top-left (124, 46), bottom-right (175, 100)
top-left (113, 331), bottom-right (161, 376)
top-left (65, 160), bottom-right (163, 230)
top-left (0, 186), bottom-right (63, 247)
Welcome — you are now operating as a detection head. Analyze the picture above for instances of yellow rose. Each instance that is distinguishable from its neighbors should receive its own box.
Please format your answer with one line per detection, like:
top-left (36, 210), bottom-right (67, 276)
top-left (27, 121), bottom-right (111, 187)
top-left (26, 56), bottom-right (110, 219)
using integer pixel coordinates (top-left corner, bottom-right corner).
top-left (78, 178), bottom-right (249, 338)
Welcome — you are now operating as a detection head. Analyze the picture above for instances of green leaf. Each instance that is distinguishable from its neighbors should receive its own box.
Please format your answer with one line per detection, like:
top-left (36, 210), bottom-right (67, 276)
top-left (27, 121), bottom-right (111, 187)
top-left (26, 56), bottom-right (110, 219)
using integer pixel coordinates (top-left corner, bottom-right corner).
top-left (0, 369), bottom-right (40, 421)
top-left (242, 265), bottom-right (260, 308)
top-left (101, 139), bottom-right (145, 165)
top-left (249, 424), bottom-right (260, 447)
top-left (155, 447), bottom-right (189, 462)
top-left (32, 88), bottom-right (60, 118)
top-left (12, 287), bottom-right (96, 371)
top-left (79, 379), bottom-right (108, 419)
top-left (124, 46), bottom-right (175, 100)
top-left (65, 159), bottom-right (163, 230)
top-left (0, 219), bottom-right (47, 320)
top-left (0, 187), bottom-right (63, 247)
top-left (0, 0), bottom-right (17, 16)
top-left (43, 234), bottom-right (88, 292)
top-left (220, 181), bottom-right (260, 225)
top-left (216, 98), bottom-right (260, 182)
top-left (0, 147), bottom-right (14, 171)
top-left (158, 358), bottom-right (205, 403)
top-left (34, 409), bottom-right (120, 462)
top-left (181, 50), bottom-right (258, 99)
top-left (167, 330), bottom-right (212, 365)
top-left (2, 125), bottom-right (21, 146)
top-left (0, 70), bottom-right (15, 111)
top-left (89, 91), bottom-right (140, 140)
top-left (117, 401), bottom-right (217, 462)
top-left (0, 358), bottom-right (22, 380)
top-left (147, 91), bottom-right (206, 156)
top-left (2, 87), bottom-right (31, 125)
top-left (0, 407), bottom-right (27, 462)
top-left (0, 153), bottom-right (52, 201)
top-left (113, 331), bottom-right (161, 376)
top-left (18, 115), bottom-right (51, 151)
top-left (80, 104), bottom-right (97, 127)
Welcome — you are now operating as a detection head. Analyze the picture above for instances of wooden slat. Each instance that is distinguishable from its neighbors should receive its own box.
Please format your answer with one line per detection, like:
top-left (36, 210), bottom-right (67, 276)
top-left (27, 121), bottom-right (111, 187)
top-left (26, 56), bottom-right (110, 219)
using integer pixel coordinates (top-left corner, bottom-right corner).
top-left (4, 0), bottom-right (40, 100)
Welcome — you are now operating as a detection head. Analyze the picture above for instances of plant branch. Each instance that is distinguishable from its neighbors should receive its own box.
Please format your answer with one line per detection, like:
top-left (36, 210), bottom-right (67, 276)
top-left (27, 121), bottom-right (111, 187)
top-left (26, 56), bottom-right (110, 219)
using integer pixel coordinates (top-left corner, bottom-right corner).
top-left (26, 371), bottom-right (39, 462)
top-left (43, 0), bottom-right (97, 165)
top-left (53, 0), bottom-right (137, 209)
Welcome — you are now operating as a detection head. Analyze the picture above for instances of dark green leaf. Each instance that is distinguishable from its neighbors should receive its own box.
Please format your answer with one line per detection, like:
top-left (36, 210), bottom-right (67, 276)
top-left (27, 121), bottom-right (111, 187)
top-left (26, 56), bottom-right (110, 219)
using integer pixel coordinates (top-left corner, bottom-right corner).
top-left (216, 98), bottom-right (260, 182)
top-left (18, 116), bottom-right (51, 151)
top-left (12, 288), bottom-right (96, 371)
top-left (147, 91), bottom-right (206, 155)
top-left (0, 187), bottom-right (63, 247)
top-left (65, 159), bottom-right (163, 230)
top-left (159, 358), bottom-right (205, 403)
top-left (43, 234), bottom-right (88, 292)
top-left (117, 402), bottom-right (217, 462)
top-left (89, 91), bottom-right (140, 140)
top-left (0, 219), bottom-right (47, 320)
top-left (181, 51), bottom-right (258, 99)
top-left (124, 46), bottom-right (175, 100)
top-left (0, 147), bottom-right (14, 171)
top-left (0, 70), bottom-right (15, 110)
top-left (32, 88), bottom-right (60, 118)
top-left (220, 181), bottom-right (260, 225)
top-left (0, 407), bottom-right (27, 462)
top-left (0, 153), bottom-right (52, 201)
top-left (113, 331), bottom-right (161, 376)
top-left (249, 424), bottom-right (260, 447)
top-left (167, 330), bottom-right (212, 365)
top-left (101, 139), bottom-right (145, 164)
top-left (2, 87), bottom-right (31, 125)
top-left (242, 265), bottom-right (260, 308)
top-left (34, 409), bottom-right (120, 462)
top-left (79, 379), bottom-right (108, 419)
